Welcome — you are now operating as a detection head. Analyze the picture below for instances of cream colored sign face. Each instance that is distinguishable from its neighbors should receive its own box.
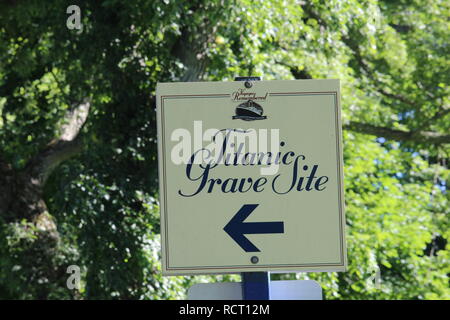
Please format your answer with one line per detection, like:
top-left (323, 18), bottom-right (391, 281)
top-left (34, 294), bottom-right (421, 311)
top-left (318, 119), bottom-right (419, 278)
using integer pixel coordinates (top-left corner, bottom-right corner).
top-left (156, 79), bottom-right (346, 275)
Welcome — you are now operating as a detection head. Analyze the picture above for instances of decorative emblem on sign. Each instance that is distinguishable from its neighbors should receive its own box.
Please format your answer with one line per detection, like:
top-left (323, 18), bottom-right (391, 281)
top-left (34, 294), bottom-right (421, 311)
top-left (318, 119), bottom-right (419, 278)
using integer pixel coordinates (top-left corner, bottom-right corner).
top-left (232, 100), bottom-right (267, 121)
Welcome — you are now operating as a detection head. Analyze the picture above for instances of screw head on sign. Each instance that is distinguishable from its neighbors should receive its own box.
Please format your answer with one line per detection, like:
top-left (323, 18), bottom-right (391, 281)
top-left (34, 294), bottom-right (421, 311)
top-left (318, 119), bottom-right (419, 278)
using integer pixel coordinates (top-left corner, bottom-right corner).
top-left (251, 256), bottom-right (259, 264)
top-left (245, 81), bottom-right (252, 88)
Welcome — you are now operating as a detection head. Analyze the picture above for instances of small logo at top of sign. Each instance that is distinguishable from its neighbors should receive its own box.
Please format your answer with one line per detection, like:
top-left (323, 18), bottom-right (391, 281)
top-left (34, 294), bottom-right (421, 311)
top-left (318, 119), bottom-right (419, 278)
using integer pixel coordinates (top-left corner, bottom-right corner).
top-left (232, 100), bottom-right (267, 121)
top-left (231, 88), bottom-right (268, 101)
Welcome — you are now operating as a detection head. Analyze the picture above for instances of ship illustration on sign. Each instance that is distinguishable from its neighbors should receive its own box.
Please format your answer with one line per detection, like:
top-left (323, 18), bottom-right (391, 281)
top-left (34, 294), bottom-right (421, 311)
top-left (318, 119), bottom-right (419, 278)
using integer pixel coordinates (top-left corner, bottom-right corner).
top-left (232, 100), bottom-right (267, 121)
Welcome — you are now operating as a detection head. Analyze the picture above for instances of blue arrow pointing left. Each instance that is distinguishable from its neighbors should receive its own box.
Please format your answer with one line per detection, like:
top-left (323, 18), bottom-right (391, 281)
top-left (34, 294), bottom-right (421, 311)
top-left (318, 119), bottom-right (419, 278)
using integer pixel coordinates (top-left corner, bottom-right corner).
top-left (223, 204), bottom-right (284, 252)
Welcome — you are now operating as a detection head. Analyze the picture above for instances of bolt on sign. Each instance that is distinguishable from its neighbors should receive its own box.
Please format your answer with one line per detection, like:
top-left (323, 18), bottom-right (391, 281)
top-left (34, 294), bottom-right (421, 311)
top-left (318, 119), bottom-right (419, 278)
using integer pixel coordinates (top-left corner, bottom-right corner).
top-left (156, 79), bottom-right (346, 275)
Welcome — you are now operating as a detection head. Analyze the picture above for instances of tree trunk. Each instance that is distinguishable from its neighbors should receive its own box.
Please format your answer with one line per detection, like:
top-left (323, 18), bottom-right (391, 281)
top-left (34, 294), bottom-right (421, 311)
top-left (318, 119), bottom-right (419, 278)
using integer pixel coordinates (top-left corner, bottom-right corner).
top-left (0, 160), bottom-right (62, 299)
top-left (0, 101), bottom-right (89, 299)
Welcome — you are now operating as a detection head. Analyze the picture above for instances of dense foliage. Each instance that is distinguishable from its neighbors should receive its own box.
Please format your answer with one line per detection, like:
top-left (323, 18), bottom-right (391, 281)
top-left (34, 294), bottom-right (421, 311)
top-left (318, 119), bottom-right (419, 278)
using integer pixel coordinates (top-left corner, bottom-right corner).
top-left (0, 0), bottom-right (448, 299)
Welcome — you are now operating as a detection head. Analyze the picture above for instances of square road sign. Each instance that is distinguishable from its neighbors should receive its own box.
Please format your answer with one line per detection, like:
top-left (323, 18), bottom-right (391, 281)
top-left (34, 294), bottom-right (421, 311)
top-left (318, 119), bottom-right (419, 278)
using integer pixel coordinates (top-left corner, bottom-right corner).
top-left (156, 79), bottom-right (346, 275)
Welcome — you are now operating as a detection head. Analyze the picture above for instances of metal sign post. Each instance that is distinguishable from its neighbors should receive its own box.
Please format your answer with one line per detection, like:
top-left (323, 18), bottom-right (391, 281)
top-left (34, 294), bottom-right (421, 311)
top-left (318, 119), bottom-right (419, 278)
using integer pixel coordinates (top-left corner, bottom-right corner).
top-left (241, 271), bottom-right (270, 300)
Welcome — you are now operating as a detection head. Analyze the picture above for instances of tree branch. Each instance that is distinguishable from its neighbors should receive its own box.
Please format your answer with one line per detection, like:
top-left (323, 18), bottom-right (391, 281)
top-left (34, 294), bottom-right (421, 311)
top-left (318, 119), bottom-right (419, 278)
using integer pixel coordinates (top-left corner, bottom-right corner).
top-left (171, 26), bottom-right (214, 82)
top-left (171, 3), bottom-right (221, 82)
top-left (26, 100), bottom-right (90, 186)
top-left (419, 105), bottom-right (450, 130)
top-left (59, 99), bottom-right (90, 141)
top-left (285, 7), bottom-right (449, 146)
top-left (344, 121), bottom-right (450, 144)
